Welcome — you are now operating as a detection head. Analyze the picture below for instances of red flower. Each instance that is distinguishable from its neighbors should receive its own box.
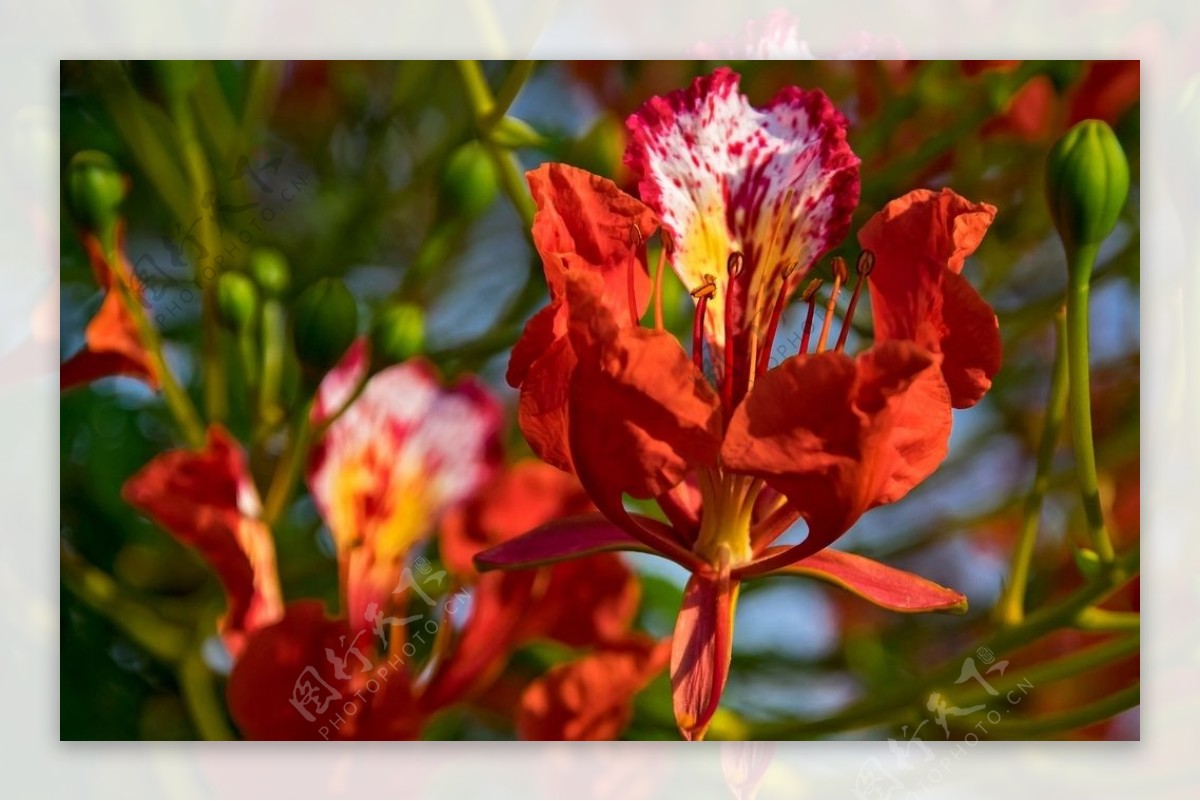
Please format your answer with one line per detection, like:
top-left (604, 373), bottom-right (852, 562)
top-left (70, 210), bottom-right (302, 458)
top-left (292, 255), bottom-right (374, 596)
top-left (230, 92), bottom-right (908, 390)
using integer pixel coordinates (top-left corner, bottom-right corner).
top-left (121, 346), bottom-right (645, 739)
top-left (61, 224), bottom-right (158, 390)
top-left (123, 426), bottom-right (282, 658)
top-left (482, 68), bottom-right (1000, 740)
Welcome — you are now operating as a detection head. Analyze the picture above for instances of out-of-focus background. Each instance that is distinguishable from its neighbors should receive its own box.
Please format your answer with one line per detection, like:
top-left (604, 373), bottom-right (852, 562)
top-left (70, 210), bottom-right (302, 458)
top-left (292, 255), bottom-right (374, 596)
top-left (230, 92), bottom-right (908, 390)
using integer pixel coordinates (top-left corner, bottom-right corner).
top-left (59, 60), bottom-right (1139, 741)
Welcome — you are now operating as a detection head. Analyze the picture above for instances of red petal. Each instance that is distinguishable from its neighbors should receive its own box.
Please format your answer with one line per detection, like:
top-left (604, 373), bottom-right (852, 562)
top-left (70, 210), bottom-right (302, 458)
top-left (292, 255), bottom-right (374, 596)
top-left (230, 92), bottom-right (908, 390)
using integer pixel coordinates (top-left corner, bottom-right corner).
top-left (227, 601), bottom-right (423, 740)
top-left (122, 426), bottom-right (282, 657)
top-left (565, 271), bottom-right (722, 502)
top-left (670, 571), bottom-right (738, 741)
top-left (506, 303), bottom-right (565, 389)
top-left (527, 162), bottom-right (659, 319)
top-left (723, 342), bottom-right (952, 554)
top-left (473, 513), bottom-right (650, 572)
top-left (516, 334), bottom-right (577, 474)
top-left (517, 636), bottom-right (670, 740)
top-left (771, 548), bottom-right (967, 613)
top-left (858, 188), bottom-right (1000, 408)
top-left (61, 281), bottom-right (157, 390)
top-left (521, 553), bottom-right (642, 648)
top-left (441, 459), bottom-right (593, 580)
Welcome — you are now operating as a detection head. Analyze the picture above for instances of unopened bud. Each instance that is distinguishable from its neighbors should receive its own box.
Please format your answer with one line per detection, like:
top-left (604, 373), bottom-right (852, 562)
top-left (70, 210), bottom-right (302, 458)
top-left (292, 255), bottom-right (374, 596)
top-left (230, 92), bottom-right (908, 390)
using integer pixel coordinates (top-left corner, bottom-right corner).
top-left (440, 141), bottom-right (498, 219)
top-left (1045, 119), bottom-right (1130, 261)
top-left (369, 303), bottom-right (426, 370)
top-left (66, 151), bottom-right (126, 236)
top-left (249, 248), bottom-right (291, 298)
top-left (216, 272), bottom-right (259, 333)
top-left (292, 278), bottom-right (358, 374)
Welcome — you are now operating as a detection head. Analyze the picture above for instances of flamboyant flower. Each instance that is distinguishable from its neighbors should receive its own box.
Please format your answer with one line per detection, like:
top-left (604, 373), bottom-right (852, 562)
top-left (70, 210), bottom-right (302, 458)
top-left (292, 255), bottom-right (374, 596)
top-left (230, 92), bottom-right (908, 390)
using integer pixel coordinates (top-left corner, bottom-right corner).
top-left (61, 223), bottom-right (158, 390)
top-left (481, 68), bottom-right (1002, 740)
top-left (125, 345), bottom-right (645, 739)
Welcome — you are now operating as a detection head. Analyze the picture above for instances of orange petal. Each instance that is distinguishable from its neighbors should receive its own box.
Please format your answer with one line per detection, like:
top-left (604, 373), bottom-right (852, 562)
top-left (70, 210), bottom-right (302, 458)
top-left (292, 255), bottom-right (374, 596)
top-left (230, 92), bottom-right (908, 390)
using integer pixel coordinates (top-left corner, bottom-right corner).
top-left (670, 571), bottom-right (738, 741)
top-left (122, 426), bottom-right (282, 657)
top-left (527, 162), bottom-right (659, 319)
top-left (565, 271), bottom-right (722, 502)
top-left (441, 459), bottom-right (593, 581)
top-left (723, 342), bottom-right (952, 556)
top-left (517, 636), bottom-right (670, 740)
top-left (858, 188), bottom-right (1000, 409)
top-left (770, 548), bottom-right (967, 613)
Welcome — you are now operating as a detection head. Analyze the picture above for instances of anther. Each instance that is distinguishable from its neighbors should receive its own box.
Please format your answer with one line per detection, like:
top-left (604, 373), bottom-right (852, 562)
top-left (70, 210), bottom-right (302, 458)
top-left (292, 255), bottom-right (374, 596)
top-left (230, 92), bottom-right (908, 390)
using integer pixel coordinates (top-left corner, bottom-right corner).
top-left (815, 258), bottom-right (846, 353)
top-left (835, 252), bottom-right (872, 353)
top-left (629, 223), bottom-right (643, 247)
top-left (727, 251), bottom-right (744, 277)
top-left (691, 274), bottom-right (717, 300)
top-left (798, 278), bottom-right (823, 354)
top-left (856, 249), bottom-right (875, 277)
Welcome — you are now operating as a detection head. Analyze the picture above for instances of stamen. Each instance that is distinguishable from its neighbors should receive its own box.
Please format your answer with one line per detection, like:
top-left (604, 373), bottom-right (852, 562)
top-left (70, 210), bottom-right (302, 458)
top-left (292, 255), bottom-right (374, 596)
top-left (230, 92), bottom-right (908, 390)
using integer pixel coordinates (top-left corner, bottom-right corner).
top-left (691, 274), bottom-right (717, 373)
top-left (722, 252), bottom-right (744, 409)
top-left (628, 224), bottom-right (644, 327)
top-left (815, 257), bottom-right (847, 353)
top-left (757, 262), bottom-right (797, 376)
top-left (653, 231), bottom-right (672, 332)
top-left (834, 250), bottom-right (874, 353)
top-left (798, 278), bottom-right (823, 355)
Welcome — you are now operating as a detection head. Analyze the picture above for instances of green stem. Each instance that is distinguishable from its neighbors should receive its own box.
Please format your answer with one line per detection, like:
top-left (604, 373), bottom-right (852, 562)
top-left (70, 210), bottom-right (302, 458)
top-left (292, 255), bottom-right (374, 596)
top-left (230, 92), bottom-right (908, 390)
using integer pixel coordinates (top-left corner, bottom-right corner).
top-left (995, 683), bottom-right (1139, 738)
top-left (455, 60), bottom-right (536, 229)
top-left (262, 399), bottom-right (314, 526)
top-left (951, 633), bottom-right (1138, 709)
top-left (257, 299), bottom-right (287, 436)
top-left (1065, 242), bottom-right (1116, 564)
top-left (996, 306), bottom-right (1070, 625)
top-left (170, 95), bottom-right (228, 423)
top-left (486, 60), bottom-right (536, 128)
top-left (61, 546), bottom-right (189, 665)
top-left (752, 547), bottom-right (1138, 738)
top-left (107, 253), bottom-right (206, 448)
top-left (179, 644), bottom-right (236, 740)
top-left (1075, 608), bottom-right (1141, 633)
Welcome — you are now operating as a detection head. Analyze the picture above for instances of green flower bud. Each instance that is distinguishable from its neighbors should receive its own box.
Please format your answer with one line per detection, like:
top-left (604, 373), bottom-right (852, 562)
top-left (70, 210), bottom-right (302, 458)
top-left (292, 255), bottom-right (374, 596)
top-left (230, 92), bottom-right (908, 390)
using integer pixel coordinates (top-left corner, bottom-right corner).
top-left (291, 278), bottom-right (358, 374)
top-left (1045, 119), bottom-right (1130, 259)
top-left (369, 303), bottom-right (426, 371)
top-left (216, 272), bottom-right (259, 333)
top-left (440, 141), bottom-right (498, 219)
top-left (249, 247), bottom-right (291, 298)
top-left (66, 150), bottom-right (127, 235)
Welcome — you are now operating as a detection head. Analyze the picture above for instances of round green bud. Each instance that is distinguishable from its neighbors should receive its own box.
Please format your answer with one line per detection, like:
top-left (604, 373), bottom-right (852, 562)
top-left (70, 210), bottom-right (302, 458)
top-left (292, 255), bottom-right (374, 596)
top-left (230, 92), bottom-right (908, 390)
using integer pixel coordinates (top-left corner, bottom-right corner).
top-left (249, 247), bottom-right (291, 297)
top-left (291, 278), bottom-right (358, 373)
top-left (369, 303), bottom-right (426, 370)
top-left (440, 141), bottom-right (498, 219)
top-left (66, 150), bottom-right (126, 234)
top-left (216, 271), bottom-right (259, 333)
top-left (1045, 119), bottom-right (1130, 258)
